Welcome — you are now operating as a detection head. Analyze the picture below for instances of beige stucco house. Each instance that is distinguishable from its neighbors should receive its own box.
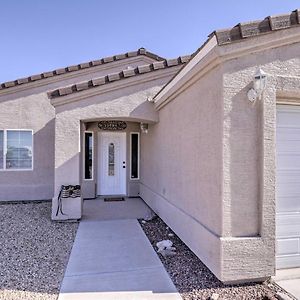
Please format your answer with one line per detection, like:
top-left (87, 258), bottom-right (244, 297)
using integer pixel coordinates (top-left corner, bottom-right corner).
top-left (1, 9), bottom-right (300, 284)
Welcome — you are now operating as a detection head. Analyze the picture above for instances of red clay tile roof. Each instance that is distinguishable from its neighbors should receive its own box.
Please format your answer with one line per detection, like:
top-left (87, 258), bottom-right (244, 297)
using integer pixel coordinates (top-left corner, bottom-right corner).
top-left (0, 48), bottom-right (164, 91)
top-left (211, 9), bottom-right (300, 45)
top-left (48, 56), bottom-right (191, 99)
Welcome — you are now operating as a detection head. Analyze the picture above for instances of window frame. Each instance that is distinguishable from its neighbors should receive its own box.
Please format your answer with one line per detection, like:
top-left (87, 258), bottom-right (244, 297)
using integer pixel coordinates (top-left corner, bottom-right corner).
top-left (83, 131), bottom-right (94, 180)
top-left (130, 132), bottom-right (140, 180)
top-left (0, 129), bottom-right (34, 171)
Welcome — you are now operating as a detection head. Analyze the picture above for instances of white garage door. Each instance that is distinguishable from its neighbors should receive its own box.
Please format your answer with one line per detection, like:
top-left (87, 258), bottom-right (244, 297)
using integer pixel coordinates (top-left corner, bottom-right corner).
top-left (276, 105), bottom-right (300, 269)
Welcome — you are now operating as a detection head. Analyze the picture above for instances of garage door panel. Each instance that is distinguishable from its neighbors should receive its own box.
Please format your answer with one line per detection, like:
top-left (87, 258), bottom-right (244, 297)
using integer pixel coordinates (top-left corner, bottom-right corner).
top-left (277, 255), bottom-right (300, 269)
top-left (277, 109), bottom-right (300, 126)
top-left (277, 238), bottom-right (299, 255)
top-left (277, 170), bottom-right (300, 183)
top-left (276, 197), bottom-right (300, 212)
top-left (276, 214), bottom-right (300, 238)
top-left (276, 105), bottom-right (300, 269)
top-left (277, 153), bottom-right (300, 170)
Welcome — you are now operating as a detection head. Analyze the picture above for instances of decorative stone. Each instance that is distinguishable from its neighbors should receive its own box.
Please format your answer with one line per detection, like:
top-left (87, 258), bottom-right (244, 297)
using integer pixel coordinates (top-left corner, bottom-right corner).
top-left (210, 293), bottom-right (220, 300)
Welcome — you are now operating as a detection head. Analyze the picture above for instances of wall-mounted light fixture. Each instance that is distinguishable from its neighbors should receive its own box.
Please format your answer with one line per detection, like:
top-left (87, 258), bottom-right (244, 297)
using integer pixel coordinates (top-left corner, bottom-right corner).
top-left (247, 68), bottom-right (267, 103)
top-left (140, 123), bottom-right (149, 134)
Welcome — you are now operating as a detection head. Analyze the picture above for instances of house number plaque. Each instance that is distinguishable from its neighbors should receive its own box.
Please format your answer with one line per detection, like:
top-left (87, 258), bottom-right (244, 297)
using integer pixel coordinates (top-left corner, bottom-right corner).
top-left (98, 121), bottom-right (127, 131)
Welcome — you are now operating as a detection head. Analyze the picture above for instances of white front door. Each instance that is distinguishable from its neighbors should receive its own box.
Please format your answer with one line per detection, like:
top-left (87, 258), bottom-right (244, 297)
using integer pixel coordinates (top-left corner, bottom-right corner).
top-left (98, 132), bottom-right (126, 195)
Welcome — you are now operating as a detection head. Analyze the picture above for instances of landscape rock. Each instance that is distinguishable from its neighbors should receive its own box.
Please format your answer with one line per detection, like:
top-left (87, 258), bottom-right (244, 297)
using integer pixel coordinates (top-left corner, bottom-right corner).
top-left (210, 293), bottom-right (220, 300)
top-left (156, 239), bottom-right (173, 251)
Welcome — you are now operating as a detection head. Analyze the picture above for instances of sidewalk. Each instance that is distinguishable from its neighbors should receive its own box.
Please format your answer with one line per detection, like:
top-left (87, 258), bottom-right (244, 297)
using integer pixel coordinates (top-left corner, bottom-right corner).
top-left (58, 218), bottom-right (181, 300)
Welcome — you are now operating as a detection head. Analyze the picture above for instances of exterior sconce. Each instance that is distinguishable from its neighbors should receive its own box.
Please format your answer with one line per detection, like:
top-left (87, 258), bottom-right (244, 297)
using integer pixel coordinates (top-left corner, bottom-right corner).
top-left (247, 68), bottom-right (267, 103)
top-left (140, 123), bottom-right (149, 134)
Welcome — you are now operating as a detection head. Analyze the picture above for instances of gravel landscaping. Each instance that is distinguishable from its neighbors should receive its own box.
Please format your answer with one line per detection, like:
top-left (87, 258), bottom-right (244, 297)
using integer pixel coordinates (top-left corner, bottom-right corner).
top-left (139, 217), bottom-right (290, 300)
top-left (0, 201), bottom-right (78, 300)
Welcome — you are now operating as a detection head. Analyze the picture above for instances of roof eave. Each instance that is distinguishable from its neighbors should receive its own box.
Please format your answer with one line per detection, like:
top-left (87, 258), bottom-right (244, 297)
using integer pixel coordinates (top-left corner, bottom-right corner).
top-left (154, 35), bottom-right (218, 109)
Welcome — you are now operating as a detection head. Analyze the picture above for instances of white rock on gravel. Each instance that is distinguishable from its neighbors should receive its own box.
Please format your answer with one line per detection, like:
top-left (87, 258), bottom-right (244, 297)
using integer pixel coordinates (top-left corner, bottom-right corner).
top-left (156, 239), bottom-right (173, 251)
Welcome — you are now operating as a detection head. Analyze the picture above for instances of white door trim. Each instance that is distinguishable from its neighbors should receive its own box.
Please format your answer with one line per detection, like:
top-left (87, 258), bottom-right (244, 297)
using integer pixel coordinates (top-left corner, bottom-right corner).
top-left (97, 132), bottom-right (126, 196)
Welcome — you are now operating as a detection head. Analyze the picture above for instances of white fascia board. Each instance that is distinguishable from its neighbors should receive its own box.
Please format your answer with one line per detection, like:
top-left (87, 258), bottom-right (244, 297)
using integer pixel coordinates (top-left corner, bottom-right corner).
top-left (154, 35), bottom-right (218, 108)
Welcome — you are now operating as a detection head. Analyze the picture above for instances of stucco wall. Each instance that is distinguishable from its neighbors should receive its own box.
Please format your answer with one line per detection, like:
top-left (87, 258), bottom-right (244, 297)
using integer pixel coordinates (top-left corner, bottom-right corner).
top-left (52, 67), bottom-right (182, 198)
top-left (141, 34), bottom-right (300, 283)
top-left (220, 40), bottom-right (300, 282)
top-left (140, 66), bottom-right (224, 278)
top-left (0, 56), bottom-right (159, 201)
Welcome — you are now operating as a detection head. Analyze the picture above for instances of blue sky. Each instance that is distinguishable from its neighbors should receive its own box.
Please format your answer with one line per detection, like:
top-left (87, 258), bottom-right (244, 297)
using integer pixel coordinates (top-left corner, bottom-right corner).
top-left (0, 0), bottom-right (299, 82)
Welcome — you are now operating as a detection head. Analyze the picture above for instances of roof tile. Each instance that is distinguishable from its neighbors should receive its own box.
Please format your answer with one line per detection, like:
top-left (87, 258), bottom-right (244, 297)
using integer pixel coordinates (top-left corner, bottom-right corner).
top-left (297, 9), bottom-right (300, 24)
top-left (166, 58), bottom-right (179, 67)
top-left (269, 14), bottom-right (291, 30)
top-left (59, 86), bottom-right (73, 96)
top-left (152, 61), bottom-right (166, 70)
top-left (122, 68), bottom-right (136, 77)
top-left (17, 78), bottom-right (29, 84)
top-left (0, 48), bottom-right (165, 91)
top-left (114, 54), bottom-right (127, 60)
top-left (127, 51), bottom-right (138, 57)
top-left (179, 55), bottom-right (191, 63)
top-left (79, 62), bottom-right (90, 69)
top-left (92, 76), bottom-right (106, 86)
top-left (103, 56), bottom-right (114, 63)
top-left (107, 72), bottom-right (121, 82)
top-left (76, 81), bottom-right (90, 91)
top-left (49, 56), bottom-right (187, 99)
top-left (138, 48), bottom-right (146, 55)
top-left (42, 72), bottom-right (54, 78)
top-left (67, 65), bottom-right (80, 72)
top-left (214, 9), bottom-right (300, 45)
top-left (55, 68), bottom-right (67, 75)
top-left (137, 64), bottom-right (152, 74)
top-left (91, 59), bottom-right (102, 66)
top-left (4, 81), bottom-right (16, 88)
top-left (30, 74), bottom-right (42, 81)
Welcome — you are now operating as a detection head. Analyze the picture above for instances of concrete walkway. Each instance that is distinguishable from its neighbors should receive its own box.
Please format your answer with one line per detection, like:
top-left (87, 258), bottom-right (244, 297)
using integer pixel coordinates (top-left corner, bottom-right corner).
top-left (58, 209), bottom-right (181, 299)
top-left (83, 197), bottom-right (153, 221)
top-left (274, 268), bottom-right (300, 299)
